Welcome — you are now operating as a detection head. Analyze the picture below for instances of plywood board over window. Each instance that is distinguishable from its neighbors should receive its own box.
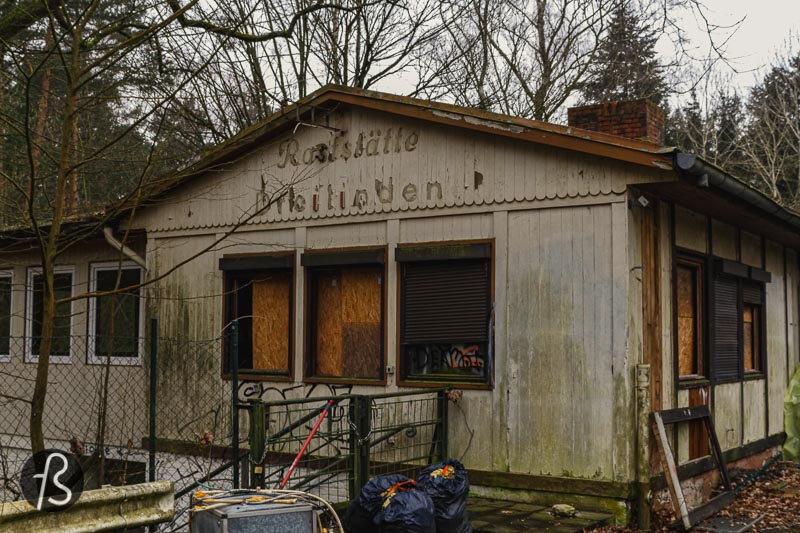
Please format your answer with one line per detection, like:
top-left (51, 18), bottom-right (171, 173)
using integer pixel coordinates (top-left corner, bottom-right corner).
top-left (310, 265), bottom-right (382, 380)
top-left (251, 273), bottom-right (291, 372)
top-left (221, 256), bottom-right (294, 378)
top-left (676, 257), bottom-right (704, 379)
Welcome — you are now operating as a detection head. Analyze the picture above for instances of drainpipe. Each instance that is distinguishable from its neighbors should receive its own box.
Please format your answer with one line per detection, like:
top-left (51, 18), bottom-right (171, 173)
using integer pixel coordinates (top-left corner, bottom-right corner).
top-left (674, 153), bottom-right (800, 231)
top-left (635, 364), bottom-right (651, 530)
top-left (103, 226), bottom-right (147, 270)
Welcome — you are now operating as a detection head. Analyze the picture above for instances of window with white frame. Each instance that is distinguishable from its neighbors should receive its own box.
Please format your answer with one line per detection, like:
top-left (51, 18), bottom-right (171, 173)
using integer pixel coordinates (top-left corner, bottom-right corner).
top-left (88, 262), bottom-right (143, 365)
top-left (0, 271), bottom-right (12, 362)
top-left (26, 267), bottom-right (74, 363)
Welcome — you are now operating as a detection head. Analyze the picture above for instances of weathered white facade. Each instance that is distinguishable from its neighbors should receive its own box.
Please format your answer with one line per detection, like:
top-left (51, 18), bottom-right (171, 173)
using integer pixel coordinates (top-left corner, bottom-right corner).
top-left (2, 87), bottom-right (798, 522)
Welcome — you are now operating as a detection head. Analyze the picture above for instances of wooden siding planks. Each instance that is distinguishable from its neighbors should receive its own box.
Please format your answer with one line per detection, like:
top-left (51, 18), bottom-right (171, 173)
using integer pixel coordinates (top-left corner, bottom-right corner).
top-left (743, 379), bottom-right (766, 444)
top-left (506, 204), bottom-right (619, 479)
top-left (712, 220), bottom-right (737, 261)
top-left (674, 206), bottom-right (707, 253)
top-left (139, 106), bottom-right (672, 234)
top-left (766, 241), bottom-right (787, 435)
top-left (740, 231), bottom-right (763, 268)
top-left (713, 382), bottom-right (743, 451)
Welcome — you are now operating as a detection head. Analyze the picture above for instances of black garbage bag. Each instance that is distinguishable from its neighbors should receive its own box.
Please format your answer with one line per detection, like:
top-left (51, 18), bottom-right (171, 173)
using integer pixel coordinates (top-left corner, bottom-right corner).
top-left (373, 484), bottom-right (436, 533)
top-left (343, 474), bottom-right (412, 533)
top-left (417, 459), bottom-right (472, 533)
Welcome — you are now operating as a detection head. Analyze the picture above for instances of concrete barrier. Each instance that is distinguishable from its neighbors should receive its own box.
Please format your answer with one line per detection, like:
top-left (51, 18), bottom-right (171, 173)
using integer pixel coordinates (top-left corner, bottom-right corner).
top-left (0, 480), bottom-right (174, 532)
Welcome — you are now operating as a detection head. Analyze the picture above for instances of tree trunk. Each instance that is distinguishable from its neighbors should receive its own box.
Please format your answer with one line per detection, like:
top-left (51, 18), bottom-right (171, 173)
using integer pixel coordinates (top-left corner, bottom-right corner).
top-left (30, 26), bottom-right (81, 455)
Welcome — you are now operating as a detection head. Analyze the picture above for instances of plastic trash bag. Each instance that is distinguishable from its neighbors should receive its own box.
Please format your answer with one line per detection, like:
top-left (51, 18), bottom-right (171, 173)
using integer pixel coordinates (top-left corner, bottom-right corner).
top-left (373, 484), bottom-right (436, 533)
top-left (784, 365), bottom-right (800, 461)
top-left (343, 474), bottom-right (411, 533)
top-left (416, 459), bottom-right (472, 533)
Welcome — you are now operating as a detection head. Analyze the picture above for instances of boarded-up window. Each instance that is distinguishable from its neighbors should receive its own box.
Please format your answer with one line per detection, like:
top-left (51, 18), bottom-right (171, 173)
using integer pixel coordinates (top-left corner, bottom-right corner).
top-left (307, 265), bottom-right (383, 380)
top-left (399, 256), bottom-right (491, 383)
top-left (676, 257), bottom-right (704, 378)
top-left (224, 269), bottom-right (292, 376)
top-left (742, 282), bottom-right (764, 373)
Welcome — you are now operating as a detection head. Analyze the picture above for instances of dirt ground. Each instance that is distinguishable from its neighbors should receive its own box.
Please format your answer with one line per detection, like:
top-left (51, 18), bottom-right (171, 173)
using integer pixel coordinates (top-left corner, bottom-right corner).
top-left (589, 460), bottom-right (800, 532)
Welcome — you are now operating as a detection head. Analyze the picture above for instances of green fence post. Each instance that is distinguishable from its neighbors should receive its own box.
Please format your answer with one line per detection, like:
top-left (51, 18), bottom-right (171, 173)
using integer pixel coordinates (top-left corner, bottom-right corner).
top-left (148, 318), bottom-right (157, 482)
top-left (231, 320), bottom-right (240, 488)
top-left (351, 395), bottom-right (371, 499)
top-left (249, 401), bottom-right (265, 489)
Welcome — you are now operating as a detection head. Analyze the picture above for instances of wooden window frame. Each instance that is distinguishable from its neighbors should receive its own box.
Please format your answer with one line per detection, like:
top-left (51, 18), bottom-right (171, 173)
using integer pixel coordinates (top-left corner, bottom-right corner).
top-left (741, 282), bottom-right (766, 377)
top-left (0, 270), bottom-right (12, 362)
top-left (24, 266), bottom-right (75, 364)
top-left (673, 246), bottom-right (769, 386)
top-left (87, 261), bottom-right (145, 366)
top-left (221, 252), bottom-right (295, 382)
top-left (302, 246), bottom-right (387, 385)
top-left (675, 253), bottom-right (707, 381)
top-left (711, 264), bottom-right (771, 384)
top-left (396, 239), bottom-right (494, 390)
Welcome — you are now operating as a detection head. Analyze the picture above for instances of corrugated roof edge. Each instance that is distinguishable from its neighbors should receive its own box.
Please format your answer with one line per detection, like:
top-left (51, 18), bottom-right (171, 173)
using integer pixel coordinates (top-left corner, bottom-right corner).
top-left (674, 152), bottom-right (800, 232)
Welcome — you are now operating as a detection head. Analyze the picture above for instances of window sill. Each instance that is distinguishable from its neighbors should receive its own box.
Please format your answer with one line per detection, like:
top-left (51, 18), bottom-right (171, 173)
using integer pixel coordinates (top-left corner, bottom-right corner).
top-left (303, 376), bottom-right (387, 387)
top-left (677, 377), bottom-right (709, 389)
top-left (397, 378), bottom-right (492, 391)
top-left (223, 372), bottom-right (292, 383)
top-left (743, 372), bottom-right (765, 382)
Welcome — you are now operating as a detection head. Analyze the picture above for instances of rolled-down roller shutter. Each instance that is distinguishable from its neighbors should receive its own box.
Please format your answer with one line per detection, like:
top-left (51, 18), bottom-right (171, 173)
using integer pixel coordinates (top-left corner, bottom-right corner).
top-left (401, 259), bottom-right (490, 345)
top-left (713, 276), bottom-right (740, 381)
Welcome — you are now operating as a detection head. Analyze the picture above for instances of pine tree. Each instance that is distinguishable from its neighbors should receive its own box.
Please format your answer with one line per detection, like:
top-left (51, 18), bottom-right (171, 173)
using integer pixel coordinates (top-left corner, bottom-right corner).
top-left (581, 2), bottom-right (668, 106)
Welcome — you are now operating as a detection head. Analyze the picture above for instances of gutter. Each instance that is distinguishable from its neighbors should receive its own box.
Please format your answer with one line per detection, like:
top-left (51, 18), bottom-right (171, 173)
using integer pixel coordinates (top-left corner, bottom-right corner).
top-left (674, 152), bottom-right (800, 232)
top-left (103, 226), bottom-right (147, 270)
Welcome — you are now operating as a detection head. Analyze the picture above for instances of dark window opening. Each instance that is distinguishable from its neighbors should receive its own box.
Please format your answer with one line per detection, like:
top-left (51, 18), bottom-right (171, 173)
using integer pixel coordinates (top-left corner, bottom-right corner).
top-left (400, 257), bottom-right (491, 383)
top-left (30, 271), bottom-right (72, 357)
top-left (93, 267), bottom-right (142, 359)
top-left (224, 269), bottom-right (293, 376)
top-left (0, 275), bottom-right (10, 356)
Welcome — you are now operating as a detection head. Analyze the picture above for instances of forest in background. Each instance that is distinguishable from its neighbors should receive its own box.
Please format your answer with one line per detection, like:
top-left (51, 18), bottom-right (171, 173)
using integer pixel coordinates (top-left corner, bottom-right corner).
top-left (1, 0), bottom-right (798, 224)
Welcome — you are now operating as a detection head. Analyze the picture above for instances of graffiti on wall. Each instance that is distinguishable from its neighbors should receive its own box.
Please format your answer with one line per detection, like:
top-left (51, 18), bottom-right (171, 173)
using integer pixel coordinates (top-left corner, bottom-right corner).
top-left (406, 343), bottom-right (487, 377)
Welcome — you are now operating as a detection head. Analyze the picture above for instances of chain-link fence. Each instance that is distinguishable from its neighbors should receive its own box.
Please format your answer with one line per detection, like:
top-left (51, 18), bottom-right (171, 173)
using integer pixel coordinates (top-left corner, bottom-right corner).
top-left (0, 335), bottom-right (150, 502)
top-left (0, 323), bottom-right (448, 531)
top-left (0, 323), bottom-right (236, 532)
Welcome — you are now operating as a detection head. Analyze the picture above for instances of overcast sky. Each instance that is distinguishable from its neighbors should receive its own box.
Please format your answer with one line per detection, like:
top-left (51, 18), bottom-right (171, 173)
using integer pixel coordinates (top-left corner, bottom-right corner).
top-left (680, 0), bottom-right (799, 91)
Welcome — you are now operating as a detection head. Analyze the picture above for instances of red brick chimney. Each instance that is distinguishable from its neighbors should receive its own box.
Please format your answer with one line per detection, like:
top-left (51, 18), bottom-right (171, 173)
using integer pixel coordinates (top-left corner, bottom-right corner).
top-left (567, 99), bottom-right (665, 144)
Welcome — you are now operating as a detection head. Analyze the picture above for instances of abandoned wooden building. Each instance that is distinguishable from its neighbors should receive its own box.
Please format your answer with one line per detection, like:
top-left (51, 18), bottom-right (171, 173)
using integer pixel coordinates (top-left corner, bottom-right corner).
top-left (1, 86), bottom-right (797, 523)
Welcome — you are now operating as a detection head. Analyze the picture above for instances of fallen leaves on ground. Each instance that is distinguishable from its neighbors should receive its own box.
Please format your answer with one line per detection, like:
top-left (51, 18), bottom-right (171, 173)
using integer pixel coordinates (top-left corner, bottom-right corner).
top-left (588, 460), bottom-right (800, 532)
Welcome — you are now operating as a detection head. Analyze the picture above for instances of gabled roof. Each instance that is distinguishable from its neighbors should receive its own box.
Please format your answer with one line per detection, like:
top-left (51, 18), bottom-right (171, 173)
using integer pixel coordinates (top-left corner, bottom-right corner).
top-left (149, 84), bottom-right (675, 201)
top-left (4, 85), bottom-right (800, 249)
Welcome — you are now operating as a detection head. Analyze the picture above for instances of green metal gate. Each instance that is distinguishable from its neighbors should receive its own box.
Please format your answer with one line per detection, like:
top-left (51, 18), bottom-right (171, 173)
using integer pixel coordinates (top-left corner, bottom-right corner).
top-left (245, 389), bottom-right (448, 505)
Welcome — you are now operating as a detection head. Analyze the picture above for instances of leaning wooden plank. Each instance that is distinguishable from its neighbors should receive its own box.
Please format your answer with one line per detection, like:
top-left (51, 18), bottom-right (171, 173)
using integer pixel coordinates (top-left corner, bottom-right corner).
top-left (653, 412), bottom-right (692, 530)
top-left (684, 491), bottom-right (736, 526)
top-left (657, 405), bottom-right (711, 425)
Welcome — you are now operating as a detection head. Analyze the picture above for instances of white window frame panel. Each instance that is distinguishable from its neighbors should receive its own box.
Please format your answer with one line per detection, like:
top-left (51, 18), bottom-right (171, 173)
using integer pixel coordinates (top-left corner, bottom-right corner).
top-left (87, 261), bottom-right (144, 366)
top-left (25, 266), bottom-right (75, 364)
top-left (0, 270), bottom-right (12, 362)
